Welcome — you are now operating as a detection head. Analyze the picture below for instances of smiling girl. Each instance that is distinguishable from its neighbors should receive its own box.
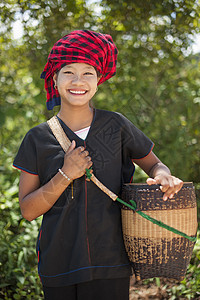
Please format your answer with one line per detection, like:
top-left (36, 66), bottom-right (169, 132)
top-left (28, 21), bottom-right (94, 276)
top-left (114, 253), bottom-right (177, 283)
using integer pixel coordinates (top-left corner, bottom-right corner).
top-left (13, 30), bottom-right (183, 300)
top-left (54, 63), bottom-right (99, 133)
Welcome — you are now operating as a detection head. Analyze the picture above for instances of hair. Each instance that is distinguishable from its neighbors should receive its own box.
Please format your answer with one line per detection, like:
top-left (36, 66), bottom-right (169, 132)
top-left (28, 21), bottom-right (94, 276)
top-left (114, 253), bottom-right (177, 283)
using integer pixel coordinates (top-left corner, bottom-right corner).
top-left (94, 67), bottom-right (102, 79)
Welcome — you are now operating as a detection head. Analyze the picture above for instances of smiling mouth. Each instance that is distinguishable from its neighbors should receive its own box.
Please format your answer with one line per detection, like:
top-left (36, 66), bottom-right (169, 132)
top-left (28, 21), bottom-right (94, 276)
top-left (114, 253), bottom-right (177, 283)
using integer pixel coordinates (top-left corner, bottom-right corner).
top-left (69, 90), bottom-right (87, 95)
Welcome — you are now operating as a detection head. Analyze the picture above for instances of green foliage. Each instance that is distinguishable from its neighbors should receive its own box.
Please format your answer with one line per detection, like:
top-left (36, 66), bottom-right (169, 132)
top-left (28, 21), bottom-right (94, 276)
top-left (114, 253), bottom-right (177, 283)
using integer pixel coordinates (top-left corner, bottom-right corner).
top-left (1, 0), bottom-right (200, 298)
top-left (94, 0), bottom-right (200, 182)
top-left (0, 175), bottom-right (43, 298)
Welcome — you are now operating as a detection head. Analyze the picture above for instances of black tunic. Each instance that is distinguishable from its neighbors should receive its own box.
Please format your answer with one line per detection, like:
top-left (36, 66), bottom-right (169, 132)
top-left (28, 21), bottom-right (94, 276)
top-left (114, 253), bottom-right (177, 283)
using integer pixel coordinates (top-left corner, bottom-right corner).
top-left (13, 109), bottom-right (154, 287)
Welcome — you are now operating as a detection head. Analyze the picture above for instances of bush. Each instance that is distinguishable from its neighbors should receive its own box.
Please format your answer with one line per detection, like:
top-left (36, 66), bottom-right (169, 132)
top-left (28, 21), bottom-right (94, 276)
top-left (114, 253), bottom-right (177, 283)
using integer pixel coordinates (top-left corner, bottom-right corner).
top-left (0, 173), bottom-right (43, 299)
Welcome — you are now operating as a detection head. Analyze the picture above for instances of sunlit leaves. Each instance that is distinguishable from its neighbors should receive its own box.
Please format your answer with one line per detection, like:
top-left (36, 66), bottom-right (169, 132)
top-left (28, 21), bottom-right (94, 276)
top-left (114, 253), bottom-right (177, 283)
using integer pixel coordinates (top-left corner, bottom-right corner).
top-left (0, 1), bottom-right (200, 298)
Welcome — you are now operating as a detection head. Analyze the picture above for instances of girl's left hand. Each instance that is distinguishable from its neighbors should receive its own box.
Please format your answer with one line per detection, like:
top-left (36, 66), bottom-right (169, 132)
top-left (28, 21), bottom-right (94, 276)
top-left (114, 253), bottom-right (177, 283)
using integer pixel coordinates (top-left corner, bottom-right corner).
top-left (146, 175), bottom-right (183, 201)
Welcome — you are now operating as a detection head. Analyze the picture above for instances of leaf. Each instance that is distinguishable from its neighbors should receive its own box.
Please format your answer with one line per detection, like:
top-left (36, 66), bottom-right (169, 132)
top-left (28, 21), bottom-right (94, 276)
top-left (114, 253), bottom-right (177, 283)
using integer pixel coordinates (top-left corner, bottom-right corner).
top-left (0, 283), bottom-right (11, 288)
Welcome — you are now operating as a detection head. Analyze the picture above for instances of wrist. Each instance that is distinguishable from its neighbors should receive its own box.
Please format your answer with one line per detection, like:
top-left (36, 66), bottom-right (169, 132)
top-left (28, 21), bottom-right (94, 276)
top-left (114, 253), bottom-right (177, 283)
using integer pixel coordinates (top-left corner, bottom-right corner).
top-left (58, 168), bottom-right (72, 183)
top-left (149, 162), bottom-right (171, 178)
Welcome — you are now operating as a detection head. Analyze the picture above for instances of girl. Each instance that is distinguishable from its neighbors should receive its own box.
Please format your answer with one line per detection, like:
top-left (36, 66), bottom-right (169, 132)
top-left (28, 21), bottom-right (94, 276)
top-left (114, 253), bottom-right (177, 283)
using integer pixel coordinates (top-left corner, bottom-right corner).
top-left (13, 30), bottom-right (183, 300)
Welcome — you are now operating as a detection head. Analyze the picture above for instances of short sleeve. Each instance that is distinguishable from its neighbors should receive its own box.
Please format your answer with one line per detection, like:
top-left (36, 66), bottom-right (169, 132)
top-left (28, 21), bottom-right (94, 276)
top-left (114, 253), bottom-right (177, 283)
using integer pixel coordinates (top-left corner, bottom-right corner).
top-left (13, 129), bottom-right (38, 175)
top-left (118, 113), bottom-right (154, 159)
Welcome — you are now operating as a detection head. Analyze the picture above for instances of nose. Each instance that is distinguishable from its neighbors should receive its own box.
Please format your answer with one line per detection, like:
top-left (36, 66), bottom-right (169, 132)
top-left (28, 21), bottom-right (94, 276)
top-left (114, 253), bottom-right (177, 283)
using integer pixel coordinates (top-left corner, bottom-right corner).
top-left (72, 74), bottom-right (84, 85)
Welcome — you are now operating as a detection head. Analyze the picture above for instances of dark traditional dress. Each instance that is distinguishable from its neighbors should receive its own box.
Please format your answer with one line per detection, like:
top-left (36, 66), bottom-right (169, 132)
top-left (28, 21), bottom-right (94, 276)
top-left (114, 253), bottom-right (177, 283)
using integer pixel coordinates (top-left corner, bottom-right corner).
top-left (13, 109), bottom-right (154, 287)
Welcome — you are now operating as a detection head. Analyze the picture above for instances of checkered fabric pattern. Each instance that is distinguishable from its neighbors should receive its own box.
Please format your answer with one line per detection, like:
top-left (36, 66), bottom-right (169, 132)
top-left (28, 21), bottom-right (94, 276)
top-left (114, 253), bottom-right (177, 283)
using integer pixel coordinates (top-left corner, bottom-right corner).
top-left (41, 30), bottom-right (118, 110)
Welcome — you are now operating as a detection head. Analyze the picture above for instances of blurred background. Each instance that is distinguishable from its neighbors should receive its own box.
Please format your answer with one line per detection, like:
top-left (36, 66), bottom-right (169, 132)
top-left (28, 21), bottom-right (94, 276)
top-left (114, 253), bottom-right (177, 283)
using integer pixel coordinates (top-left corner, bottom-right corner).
top-left (0, 0), bottom-right (200, 298)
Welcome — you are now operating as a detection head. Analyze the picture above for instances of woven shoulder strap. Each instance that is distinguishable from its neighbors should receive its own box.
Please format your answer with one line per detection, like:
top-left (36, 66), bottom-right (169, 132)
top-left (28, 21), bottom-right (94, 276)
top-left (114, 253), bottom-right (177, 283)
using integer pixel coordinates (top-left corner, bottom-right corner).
top-left (47, 116), bottom-right (71, 153)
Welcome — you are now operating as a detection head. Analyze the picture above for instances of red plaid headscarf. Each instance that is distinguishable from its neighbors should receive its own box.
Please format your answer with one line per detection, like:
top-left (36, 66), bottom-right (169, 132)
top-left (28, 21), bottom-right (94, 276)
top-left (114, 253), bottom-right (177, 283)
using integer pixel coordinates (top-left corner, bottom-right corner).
top-left (41, 30), bottom-right (118, 110)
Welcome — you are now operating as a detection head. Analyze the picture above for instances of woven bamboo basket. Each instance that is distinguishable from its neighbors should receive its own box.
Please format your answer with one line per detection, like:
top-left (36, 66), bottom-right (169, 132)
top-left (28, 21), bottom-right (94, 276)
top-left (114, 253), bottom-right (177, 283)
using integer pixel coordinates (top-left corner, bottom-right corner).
top-left (121, 182), bottom-right (197, 281)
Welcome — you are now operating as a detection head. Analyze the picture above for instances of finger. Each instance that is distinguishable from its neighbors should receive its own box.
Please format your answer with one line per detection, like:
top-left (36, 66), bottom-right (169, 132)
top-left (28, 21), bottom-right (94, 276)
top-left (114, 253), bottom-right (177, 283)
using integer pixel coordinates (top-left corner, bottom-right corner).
top-left (66, 140), bottom-right (76, 154)
top-left (81, 150), bottom-right (89, 157)
top-left (152, 175), bottom-right (173, 200)
top-left (77, 146), bottom-right (85, 153)
top-left (162, 187), bottom-right (176, 200)
top-left (168, 180), bottom-right (183, 198)
top-left (146, 178), bottom-right (157, 185)
top-left (161, 182), bottom-right (175, 200)
top-left (174, 179), bottom-right (184, 194)
top-left (160, 183), bottom-right (174, 194)
top-left (162, 178), bottom-right (184, 200)
top-left (162, 178), bottom-right (183, 199)
top-left (88, 160), bottom-right (93, 168)
top-left (159, 175), bottom-right (174, 192)
top-left (84, 157), bottom-right (92, 169)
top-left (85, 160), bottom-right (93, 169)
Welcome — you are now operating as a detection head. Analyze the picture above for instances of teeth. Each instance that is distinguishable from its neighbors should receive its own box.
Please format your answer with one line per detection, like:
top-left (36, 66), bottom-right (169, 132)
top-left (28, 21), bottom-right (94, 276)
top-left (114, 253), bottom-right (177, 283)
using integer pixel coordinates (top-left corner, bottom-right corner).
top-left (69, 90), bottom-right (86, 94)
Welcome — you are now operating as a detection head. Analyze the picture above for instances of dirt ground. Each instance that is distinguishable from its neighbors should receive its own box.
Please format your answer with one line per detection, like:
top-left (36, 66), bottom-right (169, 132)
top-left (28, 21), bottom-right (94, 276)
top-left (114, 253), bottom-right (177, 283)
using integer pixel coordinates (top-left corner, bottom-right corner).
top-left (129, 275), bottom-right (168, 300)
top-left (129, 275), bottom-right (200, 300)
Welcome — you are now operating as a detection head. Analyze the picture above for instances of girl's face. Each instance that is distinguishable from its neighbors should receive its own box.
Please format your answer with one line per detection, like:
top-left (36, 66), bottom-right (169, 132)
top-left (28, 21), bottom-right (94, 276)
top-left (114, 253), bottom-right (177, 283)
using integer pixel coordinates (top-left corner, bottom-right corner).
top-left (53, 63), bottom-right (100, 109)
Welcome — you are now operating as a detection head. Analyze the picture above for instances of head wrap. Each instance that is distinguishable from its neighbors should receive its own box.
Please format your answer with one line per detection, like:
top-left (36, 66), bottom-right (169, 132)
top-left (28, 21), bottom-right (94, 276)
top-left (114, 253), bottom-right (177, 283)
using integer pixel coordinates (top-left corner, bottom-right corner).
top-left (40, 30), bottom-right (118, 110)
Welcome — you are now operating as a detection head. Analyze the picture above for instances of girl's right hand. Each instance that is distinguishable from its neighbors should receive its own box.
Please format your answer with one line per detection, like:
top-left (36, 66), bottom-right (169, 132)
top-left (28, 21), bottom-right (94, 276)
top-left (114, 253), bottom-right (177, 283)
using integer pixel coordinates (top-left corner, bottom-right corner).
top-left (61, 140), bottom-right (93, 180)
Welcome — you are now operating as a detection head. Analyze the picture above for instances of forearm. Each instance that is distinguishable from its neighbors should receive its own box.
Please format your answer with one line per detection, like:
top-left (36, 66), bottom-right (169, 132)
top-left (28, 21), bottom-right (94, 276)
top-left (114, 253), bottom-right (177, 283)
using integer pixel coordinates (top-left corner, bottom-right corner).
top-left (19, 171), bottom-right (71, 221)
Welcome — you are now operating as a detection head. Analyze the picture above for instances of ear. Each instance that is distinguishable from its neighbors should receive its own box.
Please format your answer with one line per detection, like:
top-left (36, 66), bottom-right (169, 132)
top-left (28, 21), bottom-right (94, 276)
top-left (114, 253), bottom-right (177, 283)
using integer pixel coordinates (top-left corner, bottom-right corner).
top-left (53, 73), bottom-right (57, 84)
top-left (97, 75), bottom-right (102, 83)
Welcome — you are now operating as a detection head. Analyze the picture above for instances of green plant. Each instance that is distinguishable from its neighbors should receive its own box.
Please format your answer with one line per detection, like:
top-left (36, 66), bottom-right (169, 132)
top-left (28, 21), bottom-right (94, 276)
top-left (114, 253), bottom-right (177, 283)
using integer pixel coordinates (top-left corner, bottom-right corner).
top-left (0, 176), bottom-right (43, 299)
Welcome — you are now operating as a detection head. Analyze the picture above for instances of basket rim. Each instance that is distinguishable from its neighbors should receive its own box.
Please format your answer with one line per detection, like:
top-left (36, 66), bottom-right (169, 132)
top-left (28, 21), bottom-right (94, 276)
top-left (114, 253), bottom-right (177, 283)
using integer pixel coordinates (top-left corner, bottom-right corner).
top-left (123, 182), bottom-right (193, 189)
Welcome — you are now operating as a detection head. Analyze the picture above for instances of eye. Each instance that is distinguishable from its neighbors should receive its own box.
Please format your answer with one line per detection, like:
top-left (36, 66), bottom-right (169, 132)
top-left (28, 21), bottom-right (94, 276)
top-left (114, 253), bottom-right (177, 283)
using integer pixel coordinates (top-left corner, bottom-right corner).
top-left (84, 72), bottom-right (94, 75)
top-left (64, 71), bottom-right (73, 74)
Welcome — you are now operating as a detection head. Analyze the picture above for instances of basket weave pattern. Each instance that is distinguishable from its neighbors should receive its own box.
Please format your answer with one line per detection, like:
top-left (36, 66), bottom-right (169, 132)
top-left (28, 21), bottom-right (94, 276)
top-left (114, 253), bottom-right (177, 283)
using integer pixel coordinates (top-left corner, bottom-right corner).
top-left (121, 183), bottom-right (197, 281)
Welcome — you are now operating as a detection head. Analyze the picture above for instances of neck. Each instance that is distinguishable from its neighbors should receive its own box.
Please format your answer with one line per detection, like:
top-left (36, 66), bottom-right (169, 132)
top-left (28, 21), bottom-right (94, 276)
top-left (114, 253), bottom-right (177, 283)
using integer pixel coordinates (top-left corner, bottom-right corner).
top-left (57, 104), bottom-right (94, 132)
